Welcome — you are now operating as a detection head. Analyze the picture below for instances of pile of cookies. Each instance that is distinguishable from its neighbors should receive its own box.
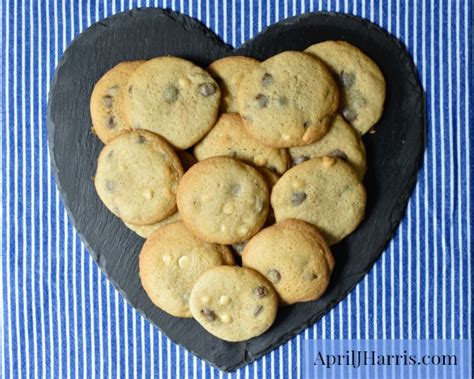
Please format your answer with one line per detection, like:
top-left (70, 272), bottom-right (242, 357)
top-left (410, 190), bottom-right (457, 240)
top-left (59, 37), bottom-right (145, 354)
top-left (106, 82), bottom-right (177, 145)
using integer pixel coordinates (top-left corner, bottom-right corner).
top-left (91, 41), bottom-right (385, 342)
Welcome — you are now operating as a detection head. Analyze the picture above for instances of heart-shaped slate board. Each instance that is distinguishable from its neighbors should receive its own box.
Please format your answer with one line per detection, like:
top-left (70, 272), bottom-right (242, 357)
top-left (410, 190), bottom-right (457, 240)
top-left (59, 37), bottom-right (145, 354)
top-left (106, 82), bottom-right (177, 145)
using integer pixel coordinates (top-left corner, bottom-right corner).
top-left (48, 8), bottom-right (424, 371)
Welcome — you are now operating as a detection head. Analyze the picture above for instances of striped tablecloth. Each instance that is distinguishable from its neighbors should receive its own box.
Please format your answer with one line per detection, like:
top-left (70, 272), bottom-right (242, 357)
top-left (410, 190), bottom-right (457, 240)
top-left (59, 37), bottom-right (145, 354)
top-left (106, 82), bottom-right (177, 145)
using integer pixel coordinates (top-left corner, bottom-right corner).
top-left (1, 1), bottom-right (472, 378)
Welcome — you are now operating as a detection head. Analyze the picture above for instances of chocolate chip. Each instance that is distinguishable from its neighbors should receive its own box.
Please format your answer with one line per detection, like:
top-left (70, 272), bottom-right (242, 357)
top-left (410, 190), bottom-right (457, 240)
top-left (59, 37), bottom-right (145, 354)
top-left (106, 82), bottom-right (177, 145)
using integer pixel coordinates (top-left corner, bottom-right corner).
top-left (278, 96), bottom-right (288, 106)
top-left (342, 107), bottom-right (357, 122)
top-left (291, 192), bottom-right (307, 206)
top-left (230, 150), bottom-right (238, 159)
top-left (267, 269), bottom-right (281, 284)
top-left (303, 121), bottom-right (311, 129)
top-left (328, 149), bottom-right (348, 161)
top-left (201, 308), bottom-right (216, 321)
top-left (164, 85), bottom-right (179, 103)
top-left (339, 71), bottom-right (355, 88)
top-left (102, 95), bottom-right (113, 108)
top-left (256, 94), bottom-right (268, 108)
top-left (199, 83), bottom-right (217, 97)
top-left (128, 85), bottom-right (133, 94)
top-left (230, 183), bottom-right (241, 196)
top-left (137, 135), bottom-right (146, 144)
top-left (292, 155), bottom-right (310, 165)
top-left (107, 117), bottom-right (116, 129)
top-left (254, 286), bottom-right (268, 299)
top-left (254, 305), bottom-right (263, 316)
top-left (304, 272), bottom-right (318, 281)
top-left (105, 180), bottom-right (115, 193)
top-left (262, 73), bottom-right (273, 86)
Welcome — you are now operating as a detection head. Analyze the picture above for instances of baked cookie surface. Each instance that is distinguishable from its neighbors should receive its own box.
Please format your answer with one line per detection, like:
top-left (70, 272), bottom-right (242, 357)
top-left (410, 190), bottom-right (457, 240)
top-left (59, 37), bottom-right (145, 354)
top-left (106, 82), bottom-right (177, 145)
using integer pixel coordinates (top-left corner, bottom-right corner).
top-left (207, 56), bottom-right (260, 113)
top-left (125, 56), bottom-right (221, 149)
top-left (193, 113), bottom-right (290, 174)
top-left (305, 41), bottom-right (386, 135)
top-left (242, 219), bottom-right (335, 305)
top-left (90, 61), bottom-right (144, 144)
top-left (289, 115), bottom-right (366, 178)
top-left (139, 221), bottom-right (234, 318)
top-left (237, 51), bottom-right (339, 148)
top-left (271, 156), bottom-right (366, 245)
top-left (94, 130), bottom-right (183, 225)
top-left (189, 266), bottom-right (278, 342)
top-left (177, 157), bottom-right (269, 244)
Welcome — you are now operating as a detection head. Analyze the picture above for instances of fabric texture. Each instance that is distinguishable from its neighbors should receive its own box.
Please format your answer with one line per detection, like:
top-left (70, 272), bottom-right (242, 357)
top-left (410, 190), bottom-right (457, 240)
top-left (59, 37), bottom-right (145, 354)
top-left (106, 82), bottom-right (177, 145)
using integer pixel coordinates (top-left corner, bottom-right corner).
top-left (0, 0), bottom-right (472, 378)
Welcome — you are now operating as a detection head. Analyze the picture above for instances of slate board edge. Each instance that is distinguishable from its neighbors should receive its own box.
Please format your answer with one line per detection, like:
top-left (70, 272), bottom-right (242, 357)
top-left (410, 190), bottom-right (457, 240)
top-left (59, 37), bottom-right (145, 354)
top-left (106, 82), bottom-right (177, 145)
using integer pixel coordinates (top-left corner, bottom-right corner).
top-left (46, 7), bottom-right (426, 372)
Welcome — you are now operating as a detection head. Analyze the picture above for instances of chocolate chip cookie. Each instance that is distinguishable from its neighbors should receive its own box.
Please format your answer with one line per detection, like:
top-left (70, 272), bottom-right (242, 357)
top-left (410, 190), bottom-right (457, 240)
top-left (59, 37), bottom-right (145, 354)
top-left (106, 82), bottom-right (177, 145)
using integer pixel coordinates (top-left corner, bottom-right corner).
top-left (193, 113), bottom-right (290, 174)
top-left (207, 56), bottom-right (260, 113)
top-left (237, 51), bottom-right (339, 148)
top-left (124, 56), bottom-right (221, 149)
top-left (139, 221), bottom-right (234, 318)
top-left (242, 219), bottom-right (335, 305)
top-left (177, 157), bottom-right (269, 244)
top-left (305, 41), bottom-right (386, 135)
top-left (271, 156), bottom-right (366, 245)
top-left (189, 266), bottom-right (278, 341)
top-left (90, 61), bottom-right (144, 144)
top-left (94, 130), bottom-right (183, 225)
top-left (289, 115), bottom-right (367, 178)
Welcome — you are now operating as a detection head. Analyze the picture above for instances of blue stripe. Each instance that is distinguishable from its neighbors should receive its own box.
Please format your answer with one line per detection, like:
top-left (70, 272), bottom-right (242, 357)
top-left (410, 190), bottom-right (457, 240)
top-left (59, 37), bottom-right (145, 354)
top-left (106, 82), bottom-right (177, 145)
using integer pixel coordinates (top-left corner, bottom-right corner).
top-left (1, 0), bottom-right (473, 378)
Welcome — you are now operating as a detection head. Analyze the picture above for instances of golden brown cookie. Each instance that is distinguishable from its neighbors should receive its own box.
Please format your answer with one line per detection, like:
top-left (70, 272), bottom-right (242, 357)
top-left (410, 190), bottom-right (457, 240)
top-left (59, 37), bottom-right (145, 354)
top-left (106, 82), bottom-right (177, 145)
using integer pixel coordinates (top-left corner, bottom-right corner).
top-left (242, 219), bottom-right (335, 305)
top-left (139, 221), bottom-right (234, 318)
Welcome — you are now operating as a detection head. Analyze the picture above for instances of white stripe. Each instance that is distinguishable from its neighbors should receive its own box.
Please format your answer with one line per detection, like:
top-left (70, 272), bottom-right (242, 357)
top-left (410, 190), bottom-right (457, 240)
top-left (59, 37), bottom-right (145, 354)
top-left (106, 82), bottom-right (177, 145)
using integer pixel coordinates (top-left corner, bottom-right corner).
top-left (0, 0), bottom-right (5, 372)
top-left (455, 0), bottom-right (462, 340)
top-left (464, 0), bottom-right (471, 340)
top-left (20, 0), bottom-right (31, 376)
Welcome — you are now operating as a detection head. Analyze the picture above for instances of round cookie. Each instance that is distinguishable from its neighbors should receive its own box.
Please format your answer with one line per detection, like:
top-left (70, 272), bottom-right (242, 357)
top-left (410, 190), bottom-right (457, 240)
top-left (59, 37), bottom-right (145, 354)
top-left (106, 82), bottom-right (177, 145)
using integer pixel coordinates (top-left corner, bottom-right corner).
top-left (90, 61), bottom-right (144, 144)
top-left (189, 266), bottom-right (278, 342)
top-left (289, 115), bottom-right (367, 178)
top-left (271, 156), bottom-right (366, 245)
top-left (177, 157), bottom-right (269, 244)
top-left (125, 56), bottom-right (221, 149)
top-left (207, 56), bottom-right (260, 113)
top-left (124, 212), bottom-right (182, 239)
top-left (237, 51), bottom-right (339, 148)
top-left (304, 41), bottom-right (386, 135)
top-left (193, 113), bottom-right (290, 174)
top-left (139, 221), bottom-right (234, 318)
top-left (242, 219), bottom-right (335, 305)
top-left (94, 130), bottom-right (183, 225)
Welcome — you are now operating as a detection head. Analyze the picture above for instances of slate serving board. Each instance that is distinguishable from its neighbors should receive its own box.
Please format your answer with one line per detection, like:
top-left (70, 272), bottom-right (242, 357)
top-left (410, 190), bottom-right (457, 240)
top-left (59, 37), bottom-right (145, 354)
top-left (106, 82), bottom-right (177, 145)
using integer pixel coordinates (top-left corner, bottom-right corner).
top-left (48, 8), bottom-right (424, 371)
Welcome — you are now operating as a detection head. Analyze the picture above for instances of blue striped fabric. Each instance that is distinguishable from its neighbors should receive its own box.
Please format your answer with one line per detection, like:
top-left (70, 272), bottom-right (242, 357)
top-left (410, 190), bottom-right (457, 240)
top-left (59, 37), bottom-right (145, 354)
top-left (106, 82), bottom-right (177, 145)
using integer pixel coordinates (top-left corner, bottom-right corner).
top-left (0, 0), bottom-right (472, 378)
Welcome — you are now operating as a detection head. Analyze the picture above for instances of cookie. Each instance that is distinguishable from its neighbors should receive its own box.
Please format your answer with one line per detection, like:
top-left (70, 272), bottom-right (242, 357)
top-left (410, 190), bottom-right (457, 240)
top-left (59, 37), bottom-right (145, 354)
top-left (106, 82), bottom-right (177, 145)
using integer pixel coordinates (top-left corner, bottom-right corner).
top-left (305, 41), bottom-right (386, 135)
top-left (207, 56), bottom-right (260, 113)
top-left (289, 115), bottom-right (367, 178)
top-left (124, 56), bottom-right (221, 149)
top-left (237, 51), bottom-right (339, 148)
top-left (271, 156), bottom-right (366, 245)
top-left (189, 266), bottom-right (278, 342)
top-left (242, 219), bottom-right (335, 305)
top-left (90, 61), bottom-right (144, 144)
top-left (94, 130), bottom-right (183, 225)
top-left (177, 157), bottom-right (269, 244)
top-left (124, 212), bottom-right (182, 239)
top-left (193, 113), bottom-right (290, 174)
top-left (139, 221), bottom-right (234, 318)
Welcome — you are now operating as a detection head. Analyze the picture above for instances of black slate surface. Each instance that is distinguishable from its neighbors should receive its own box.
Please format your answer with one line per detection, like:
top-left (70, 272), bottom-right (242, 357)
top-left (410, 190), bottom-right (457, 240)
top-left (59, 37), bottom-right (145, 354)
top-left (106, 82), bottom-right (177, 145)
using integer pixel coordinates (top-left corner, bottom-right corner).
top-left (47, 8), bottom-right (425, 372)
